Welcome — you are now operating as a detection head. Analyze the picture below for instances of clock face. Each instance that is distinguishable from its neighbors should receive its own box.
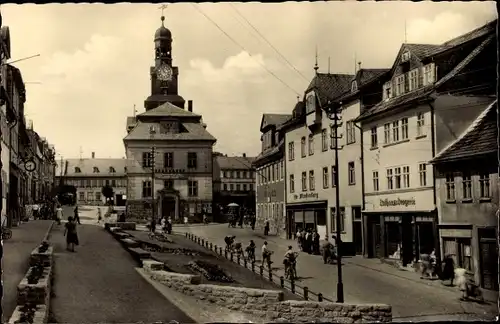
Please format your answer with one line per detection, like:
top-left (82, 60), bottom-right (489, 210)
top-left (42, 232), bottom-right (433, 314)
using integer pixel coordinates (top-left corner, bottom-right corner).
top-left (156, 63), bottom-right (173, 82)
top-left (25, 160), bottom-right (36, 172)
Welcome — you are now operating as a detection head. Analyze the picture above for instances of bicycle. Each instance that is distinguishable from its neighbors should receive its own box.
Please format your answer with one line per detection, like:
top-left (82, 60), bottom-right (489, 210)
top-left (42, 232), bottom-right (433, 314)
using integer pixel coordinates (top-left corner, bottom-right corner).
top-left (246, 247), bottom-right (256, 263)
top-left (284, 252), bottom-right (299, 280)
top-left (2, 218), bottom-right (12, 241)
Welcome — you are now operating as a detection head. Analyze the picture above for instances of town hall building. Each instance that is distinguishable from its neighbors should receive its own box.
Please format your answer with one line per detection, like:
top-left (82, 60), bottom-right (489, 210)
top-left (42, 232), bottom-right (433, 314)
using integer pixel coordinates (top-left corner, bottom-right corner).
top-left (124, 15), bottom-right (216, 222)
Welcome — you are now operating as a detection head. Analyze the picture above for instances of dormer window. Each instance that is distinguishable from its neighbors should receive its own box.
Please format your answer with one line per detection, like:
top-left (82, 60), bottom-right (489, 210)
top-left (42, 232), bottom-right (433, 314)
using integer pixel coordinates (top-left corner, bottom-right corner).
top-left (305, 92), bottom-right (316, 114)
top-left (74, 167), bottom-right (81, 173)
top-left (351, 80), bottom-right (358, 93)
top-left (383, 82), bottom-right (392, 101)
top-left (93, 167), bottom-right (99, 173)
top-left (109, 167), bottom-right (116, 173)
top-left (401, 51), bottom-right (411, 63)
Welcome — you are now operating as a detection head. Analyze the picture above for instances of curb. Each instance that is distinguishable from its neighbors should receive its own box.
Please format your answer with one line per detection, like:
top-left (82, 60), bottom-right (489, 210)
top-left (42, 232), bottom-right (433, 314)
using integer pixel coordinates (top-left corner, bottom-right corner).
top-left (42, 221), bottom-right (56, 242)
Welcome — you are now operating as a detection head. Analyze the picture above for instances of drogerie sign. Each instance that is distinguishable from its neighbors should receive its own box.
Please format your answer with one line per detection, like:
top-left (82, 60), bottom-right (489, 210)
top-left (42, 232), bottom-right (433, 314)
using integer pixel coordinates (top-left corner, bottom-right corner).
top-left (380, 197), bottom-right (416, 207)
top-left (293, 192), bottom-right (319, 200)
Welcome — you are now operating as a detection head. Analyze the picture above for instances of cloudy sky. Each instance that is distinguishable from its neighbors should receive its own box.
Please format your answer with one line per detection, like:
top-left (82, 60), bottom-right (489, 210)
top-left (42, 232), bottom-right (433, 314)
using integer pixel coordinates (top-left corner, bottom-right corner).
top-left (1, 2), bottom-right (497, 159)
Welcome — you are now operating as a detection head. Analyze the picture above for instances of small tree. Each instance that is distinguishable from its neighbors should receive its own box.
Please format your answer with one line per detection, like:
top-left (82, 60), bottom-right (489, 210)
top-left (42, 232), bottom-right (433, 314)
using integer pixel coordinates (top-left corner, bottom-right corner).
top-left (101, 185), bottom-right (114, 205)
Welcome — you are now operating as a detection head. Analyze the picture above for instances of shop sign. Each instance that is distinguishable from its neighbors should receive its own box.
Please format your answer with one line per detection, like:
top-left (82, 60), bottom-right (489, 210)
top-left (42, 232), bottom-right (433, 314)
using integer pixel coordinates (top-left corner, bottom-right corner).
top-left (265, 188), bottom-right (276, 198)
top-left (293, 192), bottom-right (319, 200)
top-left (379, 197), bottom-right (416, 207)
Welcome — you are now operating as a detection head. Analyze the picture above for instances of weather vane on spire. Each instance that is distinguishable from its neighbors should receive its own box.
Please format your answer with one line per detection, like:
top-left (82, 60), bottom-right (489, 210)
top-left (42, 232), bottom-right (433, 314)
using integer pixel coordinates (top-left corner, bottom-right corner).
top-left (159, 4), bottom-right (168, 24)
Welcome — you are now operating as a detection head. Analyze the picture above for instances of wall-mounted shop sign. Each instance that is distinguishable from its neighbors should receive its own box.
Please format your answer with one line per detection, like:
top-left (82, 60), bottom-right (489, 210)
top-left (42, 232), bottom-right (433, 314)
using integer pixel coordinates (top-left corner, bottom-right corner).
top-left (293, 192), bottom-right (319, 200)
top-left (264, 188), bottom-right (277, 198)
top-left (379, 197), bottom-right (416, 207)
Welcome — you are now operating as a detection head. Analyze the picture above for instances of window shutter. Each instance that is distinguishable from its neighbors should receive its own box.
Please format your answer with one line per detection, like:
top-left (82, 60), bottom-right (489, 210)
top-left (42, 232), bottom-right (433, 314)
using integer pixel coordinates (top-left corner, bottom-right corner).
top-left (418, 67), bottom-right (424, 87)
top-left (430, 63), bottom-right (436, 83)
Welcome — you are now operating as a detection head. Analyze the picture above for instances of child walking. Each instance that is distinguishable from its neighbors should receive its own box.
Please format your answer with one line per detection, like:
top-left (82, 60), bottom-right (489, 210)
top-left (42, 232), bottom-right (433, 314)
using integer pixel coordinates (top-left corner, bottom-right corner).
top-left (64, 216), bottom-right (79, 252)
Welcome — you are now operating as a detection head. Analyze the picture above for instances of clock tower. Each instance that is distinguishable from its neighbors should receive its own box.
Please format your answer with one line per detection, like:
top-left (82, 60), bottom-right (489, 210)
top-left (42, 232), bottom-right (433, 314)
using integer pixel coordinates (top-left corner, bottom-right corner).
top-left (144, 15), bottom-right (186, 111)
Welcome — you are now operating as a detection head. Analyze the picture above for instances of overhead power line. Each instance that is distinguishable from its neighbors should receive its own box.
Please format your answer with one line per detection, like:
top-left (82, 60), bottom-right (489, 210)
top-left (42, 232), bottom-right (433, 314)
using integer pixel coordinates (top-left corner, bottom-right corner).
top-left (191, 4), bottom-right (301, 96)
top-left (228, 3), bottom-right (310, 82)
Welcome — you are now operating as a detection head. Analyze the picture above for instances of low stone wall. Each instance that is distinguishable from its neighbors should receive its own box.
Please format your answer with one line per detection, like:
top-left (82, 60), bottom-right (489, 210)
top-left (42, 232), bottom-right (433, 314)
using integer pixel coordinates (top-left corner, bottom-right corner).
top-left (9, 243), bottom-right (54, 324)
top-left (30, 246), bottom-right (54, 267)
top-left (105, 222), bottom-right (136, 230)
top-left (7, 305), bottom-right (48, 324)
top-left (142, 260), bottom-right (392, 323)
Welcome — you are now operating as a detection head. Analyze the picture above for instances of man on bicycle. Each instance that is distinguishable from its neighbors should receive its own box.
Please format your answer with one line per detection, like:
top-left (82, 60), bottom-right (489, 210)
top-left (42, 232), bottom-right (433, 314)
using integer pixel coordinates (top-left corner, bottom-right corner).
top-left (224, 235), bottom-right (236, 252)
top-left (261, 241), bottom-right (273, 270)
top-left (284, 246), bottom-right (298, 279)
top-left (246, 240), bottom-right (256, 262)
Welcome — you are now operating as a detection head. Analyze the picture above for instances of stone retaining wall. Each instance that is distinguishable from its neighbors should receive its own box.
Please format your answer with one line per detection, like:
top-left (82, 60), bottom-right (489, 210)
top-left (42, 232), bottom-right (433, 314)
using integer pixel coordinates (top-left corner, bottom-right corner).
top-left (7, 305), bottom-right (48, 324)
top-left (142, 260), bottom-right (392, 323)
top-left (105, 222), bottom-right (137, 230)
top-left (30, 246), bottom-right (54, 267)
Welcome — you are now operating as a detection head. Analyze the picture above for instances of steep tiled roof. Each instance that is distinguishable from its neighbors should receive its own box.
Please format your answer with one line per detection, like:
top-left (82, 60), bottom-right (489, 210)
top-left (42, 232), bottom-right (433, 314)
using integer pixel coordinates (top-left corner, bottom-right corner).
top-left (253, 139), bottom-right (284, 166)
top-left (123, 121), bottom-right (216, 142)
top-left (337, 68), bottom-right (390, 102)
top-left (442, 19), bottom-right (497, 48)
top-left (305, 73), bottom-right (354, 106)
top-left (138, 102), bottom-right (200, 118)
top-left (261, 113), bottom-right (292, 131)
top-left (215, 156), bottom-right (255, 170)
top-left (431, 100), bottom-right (497, 163)
top-left (58, 158), bottom-right (127, 177)
top-left (355, 32), bottom-right (494, 123)
top-left (405, 44), bottom-right (445, 59)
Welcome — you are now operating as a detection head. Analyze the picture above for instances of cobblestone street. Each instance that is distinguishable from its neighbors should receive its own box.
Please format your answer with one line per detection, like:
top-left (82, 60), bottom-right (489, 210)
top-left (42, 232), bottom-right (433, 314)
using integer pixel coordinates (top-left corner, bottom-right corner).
top-left (177, 224), bottom-right (498, 321)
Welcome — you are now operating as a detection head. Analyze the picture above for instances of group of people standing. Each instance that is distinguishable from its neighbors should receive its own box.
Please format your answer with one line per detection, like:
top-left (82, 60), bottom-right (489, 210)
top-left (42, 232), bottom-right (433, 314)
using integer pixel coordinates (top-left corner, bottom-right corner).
top-left (296, 228), bottom-right (321, 255)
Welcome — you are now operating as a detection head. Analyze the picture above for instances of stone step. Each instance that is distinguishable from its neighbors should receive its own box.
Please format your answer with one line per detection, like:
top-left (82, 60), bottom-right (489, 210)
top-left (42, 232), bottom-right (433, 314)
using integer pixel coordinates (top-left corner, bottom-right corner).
top-left (121, 238), bottom-right (140, 248)
top-left (114, 232), bottom-right (132, 239)
top-left (128, 247), bottom-right (151, 260)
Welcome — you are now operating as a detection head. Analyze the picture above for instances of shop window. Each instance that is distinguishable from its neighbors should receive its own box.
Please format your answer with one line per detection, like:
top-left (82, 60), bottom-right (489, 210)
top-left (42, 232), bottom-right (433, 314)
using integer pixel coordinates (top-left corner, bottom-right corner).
top-left (444, 238), bottom-right (472, 272)
top-left (385, 219), bottom-right (401, 259)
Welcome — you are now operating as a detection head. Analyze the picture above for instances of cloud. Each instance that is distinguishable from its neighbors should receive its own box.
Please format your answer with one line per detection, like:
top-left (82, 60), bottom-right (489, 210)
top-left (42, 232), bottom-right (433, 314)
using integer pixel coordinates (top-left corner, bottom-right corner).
top-left (1, 2), bottom-right (496, 159)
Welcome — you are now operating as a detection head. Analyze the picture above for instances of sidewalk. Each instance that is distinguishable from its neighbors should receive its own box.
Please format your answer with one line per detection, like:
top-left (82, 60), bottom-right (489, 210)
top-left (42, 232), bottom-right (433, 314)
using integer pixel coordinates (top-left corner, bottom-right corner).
top-left (2, 220), bottom-right (53, 322)
top-left (177, 224), bottom-right (498, 320)
top-left (49, 223), bottom-right (194, 323)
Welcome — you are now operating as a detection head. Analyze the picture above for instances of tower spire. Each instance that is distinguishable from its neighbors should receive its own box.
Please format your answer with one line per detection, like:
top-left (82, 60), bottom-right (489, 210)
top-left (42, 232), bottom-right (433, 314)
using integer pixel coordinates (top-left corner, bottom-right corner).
top-left (314, 45), bottom-right (319, 74)
top-left (159, 4), bottom-right (168, 26)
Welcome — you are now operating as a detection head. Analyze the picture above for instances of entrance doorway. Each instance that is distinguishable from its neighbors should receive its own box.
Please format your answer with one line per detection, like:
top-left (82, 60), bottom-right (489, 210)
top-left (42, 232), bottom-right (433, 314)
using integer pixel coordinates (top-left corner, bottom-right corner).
top-left (353, 221), bottom-right (362, 254)
top-left (478, 227), bottom-right (498, 291)
top-left (162, 196), bottom-right (176, 219)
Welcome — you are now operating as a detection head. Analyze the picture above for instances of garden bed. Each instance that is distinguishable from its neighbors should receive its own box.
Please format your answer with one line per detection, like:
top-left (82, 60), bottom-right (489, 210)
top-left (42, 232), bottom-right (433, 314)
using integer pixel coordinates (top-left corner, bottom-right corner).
top-left (17, 265), bottom-right (52, 306)
top-left (7, 304), bottom-right (48, 324)
top-left (186, 260), bottom-right (234, 283)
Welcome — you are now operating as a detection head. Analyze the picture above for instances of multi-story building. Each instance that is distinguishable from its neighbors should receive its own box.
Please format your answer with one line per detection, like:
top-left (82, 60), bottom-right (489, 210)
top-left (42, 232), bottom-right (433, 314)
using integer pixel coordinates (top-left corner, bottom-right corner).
top-left (355, 19), bottom-right (497, 265)
top-left (212, 153), bottom-right (255, 220)
top-left (0, 18), bottom-right (12, 226)
top-left (254, 113), bottom-right (290, 238)
top-left (56, 153), bottom-right (127, 206)
top-left (327, 68), bottom-right (390, 255)
top-left (431, 100), bottom-right (498, 293)
top-left (282, 72), bottom-right (355, 242)
top-left (124, 15), bottom-right (216, 223)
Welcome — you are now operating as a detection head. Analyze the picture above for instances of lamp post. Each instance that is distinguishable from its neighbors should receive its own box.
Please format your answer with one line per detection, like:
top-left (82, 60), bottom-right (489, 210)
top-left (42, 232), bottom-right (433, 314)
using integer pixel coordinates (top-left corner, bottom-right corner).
top-left (327, 100), bottom-right (344, 303)
top-left (149, 126), bottom-right (157, 223)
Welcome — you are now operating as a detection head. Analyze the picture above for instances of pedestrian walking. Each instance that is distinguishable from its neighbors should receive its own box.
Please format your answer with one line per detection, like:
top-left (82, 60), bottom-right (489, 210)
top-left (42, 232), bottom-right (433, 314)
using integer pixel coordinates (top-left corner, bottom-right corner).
top-left (64, 216), bottom-right (79, 252)
top-left (261, 241), bottom-right (272, 270)
top-left (296, 229), bottom-right (303, 250)
top-left (97, 208), bottom-right (102, 224)
top-left (184, 216), bottom-right (188, 226)
top-left (250, 215), bottom-right (256, 230)
top-left (56, 204), bottom-right (63, 225)
top-left (33, 203), bottom-right (40, 220)
top-left (441, 254), bottom-right (455, 286)
top-left (264, 220), bottom-right (270, 236)
top-left (305, 230), bottom-right (313, 254)
top-left (150, 217), bottom-right (157, 234)
top-left (74, 206), bottom-right (81, 224)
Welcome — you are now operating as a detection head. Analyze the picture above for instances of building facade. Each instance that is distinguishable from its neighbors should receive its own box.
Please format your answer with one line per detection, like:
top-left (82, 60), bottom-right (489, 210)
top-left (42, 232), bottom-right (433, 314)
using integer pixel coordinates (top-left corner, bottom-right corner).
top-left (283, 73), bottom-right (353, 242)
top-left (213, 153), bottom-right (255, 220)
top-left (355, 19), bottom-right (497, 265)
top-left (124, 15), bottom-right (216, 223)
top-left (431, 101), bottom-right (498, 292)
top-left (254, 113), bottom-right (290, 238)
top-left (56, 154), bottom-right (127, 206)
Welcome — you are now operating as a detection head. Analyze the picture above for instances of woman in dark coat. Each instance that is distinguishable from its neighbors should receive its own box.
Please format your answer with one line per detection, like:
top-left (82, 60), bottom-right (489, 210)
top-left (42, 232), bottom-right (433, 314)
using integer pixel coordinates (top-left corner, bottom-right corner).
top-left (313, 231), bottom-right (320, 255)
top-left (441, 254), bottom-right (455, 286)
top-left (306, 230), bottom-right (313, 254)
top-left (64, 216), bottom-right (79, 252)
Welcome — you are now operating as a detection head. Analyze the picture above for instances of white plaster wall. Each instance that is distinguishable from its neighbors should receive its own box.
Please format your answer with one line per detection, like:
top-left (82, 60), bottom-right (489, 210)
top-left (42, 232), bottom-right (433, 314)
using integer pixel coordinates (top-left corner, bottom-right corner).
top-left (362, 104), bottom-right (435, 212)
top-left (285, 101), bottom-right (363, 243)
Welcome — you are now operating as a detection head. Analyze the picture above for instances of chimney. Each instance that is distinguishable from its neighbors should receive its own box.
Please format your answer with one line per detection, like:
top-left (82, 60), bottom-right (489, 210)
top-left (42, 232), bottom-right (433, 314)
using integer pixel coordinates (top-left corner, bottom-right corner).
top-left (91, 152), bottom-right (95, 159)
top-left (243, 153), bottom-right (246, 158)
top-left (188, 100), bottom-right (193, 112)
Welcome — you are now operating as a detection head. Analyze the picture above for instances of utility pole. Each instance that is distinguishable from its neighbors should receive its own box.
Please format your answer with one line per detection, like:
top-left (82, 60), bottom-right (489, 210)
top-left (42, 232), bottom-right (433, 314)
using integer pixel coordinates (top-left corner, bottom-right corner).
top-left (328, 100), bottom-right (344, 303)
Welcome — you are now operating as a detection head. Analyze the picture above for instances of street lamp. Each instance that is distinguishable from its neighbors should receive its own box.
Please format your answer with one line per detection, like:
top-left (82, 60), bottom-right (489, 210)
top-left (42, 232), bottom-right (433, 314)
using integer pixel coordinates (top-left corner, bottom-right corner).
top-left (326, 100), bottom-right (344, 303)
top-left (149, 125), bottom-right (157, 223)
